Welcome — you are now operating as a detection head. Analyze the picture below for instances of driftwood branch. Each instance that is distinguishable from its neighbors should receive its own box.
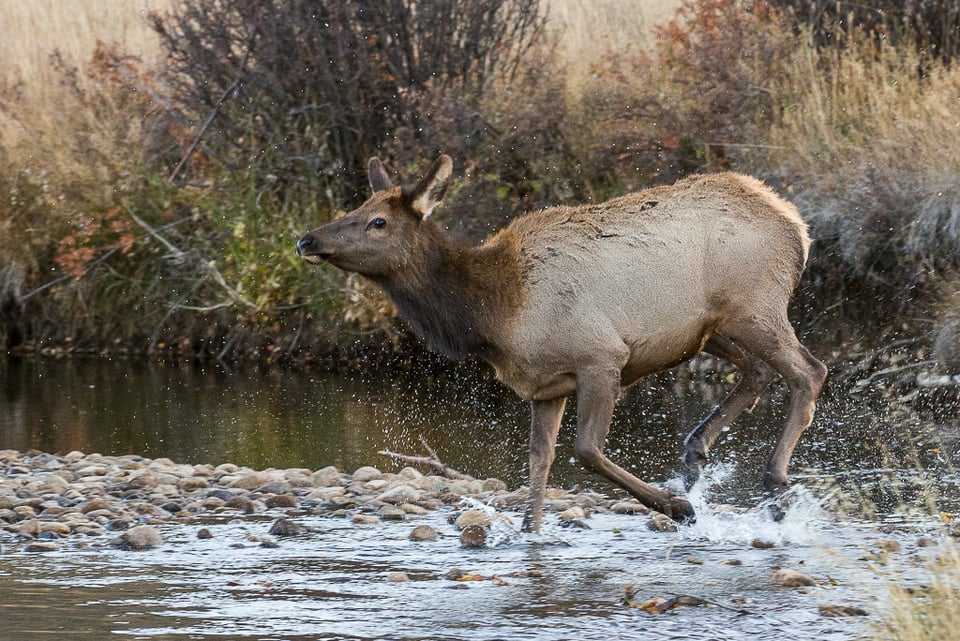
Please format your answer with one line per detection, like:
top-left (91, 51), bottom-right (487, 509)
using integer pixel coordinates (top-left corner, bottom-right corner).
top-left (379, 437), bottom-right (475, 481)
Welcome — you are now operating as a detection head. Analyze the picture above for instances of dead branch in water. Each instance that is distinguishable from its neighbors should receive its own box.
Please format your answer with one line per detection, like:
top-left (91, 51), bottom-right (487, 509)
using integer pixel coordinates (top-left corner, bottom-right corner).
top-left (379, 437), bottom-right (475, 481)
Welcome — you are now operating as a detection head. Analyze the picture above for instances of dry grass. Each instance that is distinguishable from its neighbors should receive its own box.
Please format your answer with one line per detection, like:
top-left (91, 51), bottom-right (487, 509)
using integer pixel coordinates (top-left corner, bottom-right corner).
top-left (763, 32), bottom-right (960, 294)
top-left (0, 0), bottom-right (173, 99)
top-left (543, 0), bottom-right (681, 90)
top-left (877, 543), bottom-right (960, 641)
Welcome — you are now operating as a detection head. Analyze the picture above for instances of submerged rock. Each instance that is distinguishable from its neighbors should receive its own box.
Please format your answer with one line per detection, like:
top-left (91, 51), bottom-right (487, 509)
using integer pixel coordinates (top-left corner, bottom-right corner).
top-left (409, 524), bottom-right (439, 542)
top-left (268, 517), bottom-right (310, 536)
top-left (459, 523), bottom-right (488, 548)
top-left (769, 568), bottom-right (816, 588)
top-left (819, 604), bottom-right (868, 617)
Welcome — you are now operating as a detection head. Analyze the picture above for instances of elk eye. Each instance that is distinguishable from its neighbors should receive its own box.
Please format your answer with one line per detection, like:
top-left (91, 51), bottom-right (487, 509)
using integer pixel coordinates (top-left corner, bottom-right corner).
top-left (371, 217), bottom-right (387, 229)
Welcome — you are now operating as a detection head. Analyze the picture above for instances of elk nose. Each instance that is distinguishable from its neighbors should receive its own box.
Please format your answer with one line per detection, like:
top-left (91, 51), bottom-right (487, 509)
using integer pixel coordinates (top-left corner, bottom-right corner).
top-left (296, 234), bottom-right (316, 256)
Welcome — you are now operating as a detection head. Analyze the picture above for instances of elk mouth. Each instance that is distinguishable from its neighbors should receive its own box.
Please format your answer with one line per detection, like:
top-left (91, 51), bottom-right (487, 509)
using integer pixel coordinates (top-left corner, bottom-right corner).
top-left (299, 251), bottom-right (334, 265)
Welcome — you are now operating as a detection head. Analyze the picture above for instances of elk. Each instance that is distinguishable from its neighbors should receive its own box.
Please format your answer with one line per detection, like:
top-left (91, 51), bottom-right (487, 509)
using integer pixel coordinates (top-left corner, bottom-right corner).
top-left (297, 155), bottom-right (827, 532)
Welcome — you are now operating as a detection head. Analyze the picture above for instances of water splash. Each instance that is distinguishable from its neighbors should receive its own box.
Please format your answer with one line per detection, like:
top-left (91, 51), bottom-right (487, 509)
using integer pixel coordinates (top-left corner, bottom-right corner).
top-left (679, 463), bottom-right (830, 546)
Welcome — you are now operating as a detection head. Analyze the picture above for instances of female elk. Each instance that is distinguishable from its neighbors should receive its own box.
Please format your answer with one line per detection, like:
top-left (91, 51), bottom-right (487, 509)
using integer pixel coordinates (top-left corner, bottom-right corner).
top-left (297, 156), bottom-right (827, 531)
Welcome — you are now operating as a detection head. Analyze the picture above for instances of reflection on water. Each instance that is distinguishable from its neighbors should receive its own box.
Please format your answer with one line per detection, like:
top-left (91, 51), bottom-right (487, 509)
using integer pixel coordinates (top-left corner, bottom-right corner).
top-left (1, 356), bottom-right (956, 510)
top-left (1, 356), bottom-right (960, 640)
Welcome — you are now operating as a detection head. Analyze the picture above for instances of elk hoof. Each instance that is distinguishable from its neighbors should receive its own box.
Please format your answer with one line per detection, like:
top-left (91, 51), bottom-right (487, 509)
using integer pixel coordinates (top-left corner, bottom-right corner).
top-left (762, 471), bottom-right (789, 495)
top-left (681, 444), bottom-right (708, 491)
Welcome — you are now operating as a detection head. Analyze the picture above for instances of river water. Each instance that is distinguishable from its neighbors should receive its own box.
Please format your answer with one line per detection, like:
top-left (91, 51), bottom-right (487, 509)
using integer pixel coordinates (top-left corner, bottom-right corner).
top-left (1, 356), bottom-right (959, 640)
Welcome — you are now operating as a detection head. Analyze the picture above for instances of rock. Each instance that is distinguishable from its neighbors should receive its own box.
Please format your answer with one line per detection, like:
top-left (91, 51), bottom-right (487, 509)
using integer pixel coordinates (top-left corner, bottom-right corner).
top-left (255, 481), bottom-right (292, 495)
top-left (769, 568), bottom-right (816, 588)
top-left (751, 539), bottom-right (776, 549)
top-left (647, 514), bottom-right (677, 533)
top-left (352, 514), bottom-right (380, 526)
top-left (401, 503), bottom-right (428, 516)
top-left (197, 528), bottom-right (214, 539)
top-left (409, 525), bottom-right (439, 542)
top-left (268, 517), bottom-right (309, 536)
top-left (230, 471), bottom-right (281, 491)
top-left (454, 509), bottom-right (491, 530)
top-left (376, 485), bottom-right (422, 505)
top-left (445, 568), bottom-right (467, 580)
top-left (223, 496), bottom-right (256, 513)
top-left (559, 506), bottom-right (588, 521)
top-left (611, 500), bottom-right (650, 515)
top-left (722, 559), bottom-right (743, 566)
top-left (397, 467), bottom-right (424, 481)
top-left (311, 466), bottom-right (341, 487)
top-left (459, 523), bottom-right (488, 548)
top-left (23, 542), bottom-right (59, 553)
top-left (117, 525), bottom-right (163, 550)
top-left (387, 572), bottom-right (409, 582)
top-left (683, 556), bottom-right (704, 565)
top-left (351, 466), bottom-right (383, 482)
top-left (875, 539), bottom-right (901, 553)
top-left (379, 505), bottom-right (406, 521)
top-left (177, 477), bottom-right (209, 492)
top-left (264, 494), bottom-right (299, 509)
top-left (819, 604), bottom-right (868, 617)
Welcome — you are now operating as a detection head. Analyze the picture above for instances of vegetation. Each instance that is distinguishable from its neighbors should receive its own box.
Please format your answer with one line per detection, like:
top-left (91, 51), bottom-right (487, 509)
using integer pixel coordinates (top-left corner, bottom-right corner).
top-left (1, 0), bottom-right (959, 364)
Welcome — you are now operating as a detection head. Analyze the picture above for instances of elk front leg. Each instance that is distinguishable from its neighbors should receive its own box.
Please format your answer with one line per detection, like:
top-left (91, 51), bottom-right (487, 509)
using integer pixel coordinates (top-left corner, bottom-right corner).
top-left (574, 367), bottom-right (695, 522)
top-left (522, 396), bottom-right (567, 533)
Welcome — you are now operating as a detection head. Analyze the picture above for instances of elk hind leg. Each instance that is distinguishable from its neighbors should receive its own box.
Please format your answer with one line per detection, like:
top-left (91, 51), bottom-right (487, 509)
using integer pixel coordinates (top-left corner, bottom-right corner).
top-left (722, 319), bottom-right (827, 495)
top-left (682, 334), bottom-right (777, 489)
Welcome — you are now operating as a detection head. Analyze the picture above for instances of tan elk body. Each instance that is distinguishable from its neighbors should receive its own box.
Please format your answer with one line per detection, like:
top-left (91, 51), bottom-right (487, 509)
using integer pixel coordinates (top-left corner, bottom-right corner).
top-left (297, 156), bottom-right (827, 530)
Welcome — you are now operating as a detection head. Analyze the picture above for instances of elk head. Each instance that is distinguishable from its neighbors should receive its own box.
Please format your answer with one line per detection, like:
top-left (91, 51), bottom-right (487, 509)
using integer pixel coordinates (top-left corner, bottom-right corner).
top-left (296, 156), bottom-right (453, 279)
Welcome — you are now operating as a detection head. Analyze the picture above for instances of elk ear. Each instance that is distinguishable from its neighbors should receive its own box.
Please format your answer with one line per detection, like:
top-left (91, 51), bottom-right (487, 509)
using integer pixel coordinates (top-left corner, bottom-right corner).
top-left (406, 155), bottom-right (453, 218)
top-left (368, 157), bottom-right (394, 192)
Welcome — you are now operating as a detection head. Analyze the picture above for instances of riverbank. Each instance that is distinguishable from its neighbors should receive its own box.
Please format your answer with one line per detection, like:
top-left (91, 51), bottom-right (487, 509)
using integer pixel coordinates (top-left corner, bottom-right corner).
top-left (0, 448), bottom-right (657, 554)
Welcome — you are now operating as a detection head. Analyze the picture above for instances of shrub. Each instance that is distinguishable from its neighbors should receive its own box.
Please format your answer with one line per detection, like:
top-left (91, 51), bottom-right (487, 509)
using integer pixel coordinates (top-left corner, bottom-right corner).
top-left (149, 0), bottom-right (546, 207)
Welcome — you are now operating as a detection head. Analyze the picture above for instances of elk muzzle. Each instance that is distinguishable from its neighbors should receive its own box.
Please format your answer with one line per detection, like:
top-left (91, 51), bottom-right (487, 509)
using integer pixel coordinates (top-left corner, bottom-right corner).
top-left (296, 232), bottom-right (332, 265)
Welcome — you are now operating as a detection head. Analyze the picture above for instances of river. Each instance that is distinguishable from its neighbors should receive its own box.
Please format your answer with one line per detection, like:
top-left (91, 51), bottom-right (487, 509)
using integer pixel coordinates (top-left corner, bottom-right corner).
top-left (1, 355), bottom-right (958, 640)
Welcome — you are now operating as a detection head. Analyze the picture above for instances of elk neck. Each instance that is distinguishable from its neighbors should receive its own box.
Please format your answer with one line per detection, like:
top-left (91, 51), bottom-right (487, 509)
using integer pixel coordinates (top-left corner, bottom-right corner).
top-left (374, 220), bottom-right (525, 361)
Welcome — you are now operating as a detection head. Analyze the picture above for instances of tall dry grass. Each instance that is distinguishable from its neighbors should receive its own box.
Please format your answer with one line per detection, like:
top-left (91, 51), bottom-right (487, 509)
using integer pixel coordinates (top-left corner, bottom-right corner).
top-left (877, 543), bottom-right (960, 641)
top-left (763, 31), bottom-right (960, 302)
top-left (0, 0), bottom-right (171, 97)
top-left (543, 0), bottom-right (681, 90)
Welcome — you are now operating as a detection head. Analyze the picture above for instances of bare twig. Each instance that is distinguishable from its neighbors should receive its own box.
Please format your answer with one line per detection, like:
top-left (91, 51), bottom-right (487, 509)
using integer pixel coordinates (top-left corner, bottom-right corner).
top-left (16, 217), bottom-right (191, 303)
top-left (124, 207), bottom-right (256, 311)
top-left (167, 22), bottom-right (260, 184)
top-left (379, 439), bottom-right (475, 481)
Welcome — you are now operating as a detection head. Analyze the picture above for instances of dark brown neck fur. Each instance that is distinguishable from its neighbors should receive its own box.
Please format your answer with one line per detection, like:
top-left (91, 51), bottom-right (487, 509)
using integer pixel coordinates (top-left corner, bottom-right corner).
top-left (373, 220), bottom-right (525, 361)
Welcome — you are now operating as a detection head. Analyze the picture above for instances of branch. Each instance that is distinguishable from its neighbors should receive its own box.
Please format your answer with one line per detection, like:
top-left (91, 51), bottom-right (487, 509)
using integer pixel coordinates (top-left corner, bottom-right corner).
top-left (167, 21), bottom-right (260, 184)
top-left (124, 207), bottom-right (256, 310)
top-left (379, 438), bottom-right (475, 481)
